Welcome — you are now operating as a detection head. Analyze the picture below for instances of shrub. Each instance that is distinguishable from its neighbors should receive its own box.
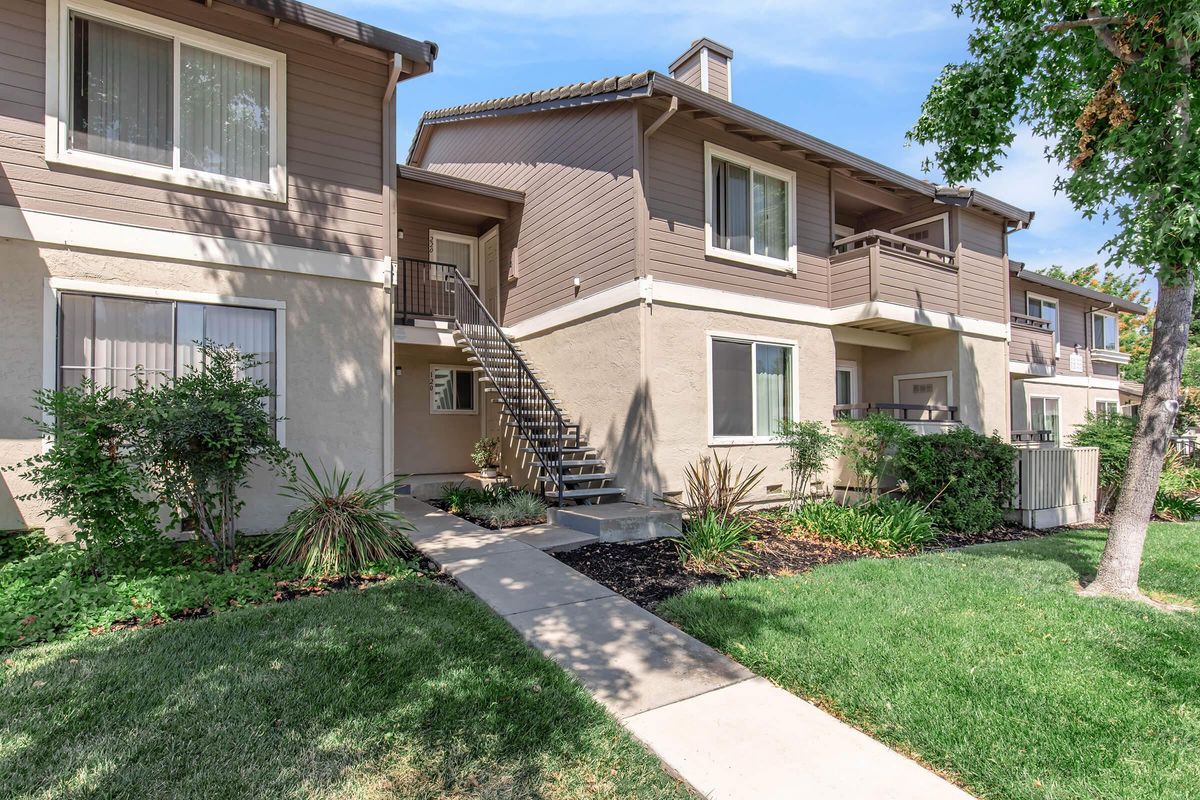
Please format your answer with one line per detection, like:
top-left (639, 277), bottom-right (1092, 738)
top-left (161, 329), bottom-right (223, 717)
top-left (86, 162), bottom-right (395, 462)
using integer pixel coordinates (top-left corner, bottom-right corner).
top-left (838, 414), bottom-right (913, 496)
top-left (471, 436), bottom-right (502, 470)
top-left (465, 491), bottom-right (547, 528)
top-left (269, 457), bottom-right (414, 578)
top-left (9, 382), bottom-right (160, 572)
top-left (131, 343), bottom-right (291, 569)
top-left (1159, 448), bottom-right (1200, 496)
top-left (774, 419), bottom-right (837, 511)
top-left (668, 451), bottom-right (765, 520)
top-left (1069, 412), bottom-right (1136, 511)
top-left (671, 510), bottom-right (757, 576)
top-left (893, 427), bottom-right (1016, 534)
top-left (791, 498), bottom-right (937, 553)
top-left (1154, 491), bottom-right (1200, 522)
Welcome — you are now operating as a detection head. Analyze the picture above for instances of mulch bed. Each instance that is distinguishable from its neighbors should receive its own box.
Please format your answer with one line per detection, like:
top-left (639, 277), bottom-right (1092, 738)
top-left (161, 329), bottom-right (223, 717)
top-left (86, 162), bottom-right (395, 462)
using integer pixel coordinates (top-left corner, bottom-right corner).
top-left (554, 511), bottom-right (1054, 611)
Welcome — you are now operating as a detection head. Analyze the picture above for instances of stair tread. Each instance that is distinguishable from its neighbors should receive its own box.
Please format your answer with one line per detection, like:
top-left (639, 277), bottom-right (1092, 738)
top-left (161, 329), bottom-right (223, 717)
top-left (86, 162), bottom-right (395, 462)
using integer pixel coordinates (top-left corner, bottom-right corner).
top-left (538, 473), bottom-right (617, 483)
top-left (545, 487), bottom-right (627, 499)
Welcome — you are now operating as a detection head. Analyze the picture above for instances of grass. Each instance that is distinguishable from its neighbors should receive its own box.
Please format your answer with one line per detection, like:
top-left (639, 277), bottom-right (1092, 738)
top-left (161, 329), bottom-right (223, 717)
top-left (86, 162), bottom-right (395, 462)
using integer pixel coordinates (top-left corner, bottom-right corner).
top-left (1, 578), bottom-right (691, 800)
top-left (660, 523), bottom-right (1200, 800)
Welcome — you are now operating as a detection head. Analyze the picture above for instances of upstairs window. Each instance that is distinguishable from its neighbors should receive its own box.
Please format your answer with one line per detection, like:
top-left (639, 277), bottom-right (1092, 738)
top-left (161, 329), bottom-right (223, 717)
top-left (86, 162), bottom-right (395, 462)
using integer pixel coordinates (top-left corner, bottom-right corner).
top-left (1092, 312), bottom-right (1119, 351)
top-left (705, 143), bottom-right (796, 272)
top-left (49, 0), bottom-right (286, 200)
top-left (1026, 293), bottom-right (1059, 351)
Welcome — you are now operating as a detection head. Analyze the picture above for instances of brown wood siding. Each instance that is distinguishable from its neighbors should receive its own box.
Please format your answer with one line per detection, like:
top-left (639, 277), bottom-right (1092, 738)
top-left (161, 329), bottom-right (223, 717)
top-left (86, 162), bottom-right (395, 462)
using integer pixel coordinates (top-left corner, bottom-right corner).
top-left (876, 251), bottom-right (959, 313)
top-left (705, 50), bottom-right (729, 100)
top-left (418, 104), bottom-right (640, 324)
top-left (671, 53), bottom-right (702, 90)
top-left (643, 109), bottom-right (831, 307)
top-left (829, 250), bottom-right (870, 307)
top-left (0, 0), bottom-right (387, 258)
top-left (1011, 276), bottom-right (1107, 376)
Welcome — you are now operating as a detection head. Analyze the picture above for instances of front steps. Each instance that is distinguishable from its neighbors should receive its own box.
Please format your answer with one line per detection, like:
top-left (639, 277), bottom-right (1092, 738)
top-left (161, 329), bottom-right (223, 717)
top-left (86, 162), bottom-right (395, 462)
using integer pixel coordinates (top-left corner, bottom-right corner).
top-left (453, 329), bottom-right (626, 506)
top-left (547, 502), bottom-right (682, 543)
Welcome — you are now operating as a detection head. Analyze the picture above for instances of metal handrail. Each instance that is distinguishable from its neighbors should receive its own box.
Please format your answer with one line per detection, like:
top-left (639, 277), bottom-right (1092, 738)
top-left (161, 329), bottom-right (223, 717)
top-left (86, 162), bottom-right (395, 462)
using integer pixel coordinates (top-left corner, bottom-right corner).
top-left (1011, 312), bottom-right (1054, 331)
top-left (451, 269), bottom-right (571, 505)
top-left (833, 402), bottom-right (959, 422)
top-left (395, 258), bottom-right (458, 324)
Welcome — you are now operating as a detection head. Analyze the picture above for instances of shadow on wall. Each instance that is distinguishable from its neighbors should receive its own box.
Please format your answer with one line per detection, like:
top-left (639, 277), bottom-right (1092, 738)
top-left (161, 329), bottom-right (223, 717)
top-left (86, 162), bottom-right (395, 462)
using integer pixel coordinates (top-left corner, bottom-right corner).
top-left (601, 379), bottom-right (664, 506)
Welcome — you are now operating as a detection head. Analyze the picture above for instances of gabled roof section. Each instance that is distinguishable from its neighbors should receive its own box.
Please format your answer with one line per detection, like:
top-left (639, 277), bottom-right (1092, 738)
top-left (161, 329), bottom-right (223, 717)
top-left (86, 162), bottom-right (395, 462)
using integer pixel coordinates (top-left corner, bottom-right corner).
top-left (1009, 262), bottom-right (1149, 314)
top-left (397, 165), bottom-right (524, 204)
top-left (407, 71), bottom-right (1033, 226)
top-left (222, 0), bottom-right (437, 67)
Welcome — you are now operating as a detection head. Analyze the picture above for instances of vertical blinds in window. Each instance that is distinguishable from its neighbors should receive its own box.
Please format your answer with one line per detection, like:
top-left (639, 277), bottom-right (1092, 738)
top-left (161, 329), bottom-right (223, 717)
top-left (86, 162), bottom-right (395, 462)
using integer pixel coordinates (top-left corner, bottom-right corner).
top-left (70, 15), bottom-right (173, 165)
top-left (180, 45), bottom-right (271, 183)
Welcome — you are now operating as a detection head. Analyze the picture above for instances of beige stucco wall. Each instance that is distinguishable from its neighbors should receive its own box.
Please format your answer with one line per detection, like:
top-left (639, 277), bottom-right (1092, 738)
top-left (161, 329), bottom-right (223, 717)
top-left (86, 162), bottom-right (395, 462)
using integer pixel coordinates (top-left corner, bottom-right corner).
top-left (0, 239), bottom-right (389, 536)
top-left (856, 331), bottom-right (959, 408)
top-left (645, 304), bottom-right (836, 506)
top-left (1011, 378), bottom-right (1120, 444)
top-left (959, 334), bottom-right (1010, 437)
top-left (393, 344), bottom-right (482, 475)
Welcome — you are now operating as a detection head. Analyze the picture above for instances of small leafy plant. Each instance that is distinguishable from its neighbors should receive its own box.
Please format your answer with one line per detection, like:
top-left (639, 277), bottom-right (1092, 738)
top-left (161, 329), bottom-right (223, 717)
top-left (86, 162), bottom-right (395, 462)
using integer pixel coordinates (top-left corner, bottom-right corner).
top-left (791, 497), bottom-right (936, 553)
top-left (774, 419), bottom-right (837, 512)
top-left (269, 457), bottom-right (414, 579)
top-left (1154, 491), bottom-right (1200, 522)
top-left (838, 414), bottom-right (913, 496)
top-left (471, 437), bottom-right (502, 471)
top-left (667, 451), bottom-right (765, 520)
top-left (671, 510), bottom-right (757, 576)
top-left (438, 483), bottom-right (546, 528)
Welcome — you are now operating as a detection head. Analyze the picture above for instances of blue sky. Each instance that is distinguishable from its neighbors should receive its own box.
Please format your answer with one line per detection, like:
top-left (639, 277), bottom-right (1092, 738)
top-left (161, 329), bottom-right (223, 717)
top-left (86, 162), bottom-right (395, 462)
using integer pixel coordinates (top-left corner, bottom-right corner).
top-left (327, 0), bottom-right (1128, 280)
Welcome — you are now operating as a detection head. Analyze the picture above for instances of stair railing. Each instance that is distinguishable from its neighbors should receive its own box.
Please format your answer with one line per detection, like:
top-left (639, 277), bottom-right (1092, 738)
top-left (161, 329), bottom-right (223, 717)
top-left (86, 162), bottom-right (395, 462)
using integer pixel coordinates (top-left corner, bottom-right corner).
top-left (451, 269), bottom-right (572, 505)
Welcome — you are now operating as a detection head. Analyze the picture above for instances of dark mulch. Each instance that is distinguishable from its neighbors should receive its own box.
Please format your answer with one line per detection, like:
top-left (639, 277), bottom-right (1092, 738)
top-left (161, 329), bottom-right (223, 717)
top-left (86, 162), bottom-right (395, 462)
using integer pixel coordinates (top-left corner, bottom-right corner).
top-left (555, 511), bottom-right (1054, 611)
top-left (554, 517), bottom-right (859, 610)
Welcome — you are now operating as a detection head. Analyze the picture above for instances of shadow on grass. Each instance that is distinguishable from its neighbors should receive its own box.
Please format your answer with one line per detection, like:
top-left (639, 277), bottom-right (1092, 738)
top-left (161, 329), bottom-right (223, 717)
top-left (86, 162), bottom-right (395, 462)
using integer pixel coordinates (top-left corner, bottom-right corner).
top-left (0, 579), bottom-right (680, 800)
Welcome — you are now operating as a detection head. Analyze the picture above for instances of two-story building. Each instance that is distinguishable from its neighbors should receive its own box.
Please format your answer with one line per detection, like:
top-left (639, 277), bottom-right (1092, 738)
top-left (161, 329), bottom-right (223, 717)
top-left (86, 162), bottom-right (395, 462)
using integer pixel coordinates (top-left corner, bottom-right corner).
top-left (0, 0), bottom-right (436, 533)
top-left (394, 38), bottom-right (1144, 505)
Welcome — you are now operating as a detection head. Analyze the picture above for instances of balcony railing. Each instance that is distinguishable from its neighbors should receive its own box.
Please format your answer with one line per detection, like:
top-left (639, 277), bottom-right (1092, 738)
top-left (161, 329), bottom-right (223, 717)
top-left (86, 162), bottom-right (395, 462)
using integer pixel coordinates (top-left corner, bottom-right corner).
top-left (829, 230), bottom-right (959, 313)
top-left (833, 402), bottom-right (958, 422)
top-left (395, 258), bottom-right (457, 324)
top-left (1011, 429), bottom-right (1055, 446)
top-left (1010, 312), bottom-right (1056, 368)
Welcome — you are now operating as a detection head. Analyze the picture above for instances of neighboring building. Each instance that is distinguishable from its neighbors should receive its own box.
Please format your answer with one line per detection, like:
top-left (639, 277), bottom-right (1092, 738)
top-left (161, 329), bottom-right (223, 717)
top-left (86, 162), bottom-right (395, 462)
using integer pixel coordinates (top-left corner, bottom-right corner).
top-left (1008, 264), bottom-right (1147, 444)
top-left (399, 39), bottom-right (1141, 504)
top-left (0, 0), bottom-right (436, 534)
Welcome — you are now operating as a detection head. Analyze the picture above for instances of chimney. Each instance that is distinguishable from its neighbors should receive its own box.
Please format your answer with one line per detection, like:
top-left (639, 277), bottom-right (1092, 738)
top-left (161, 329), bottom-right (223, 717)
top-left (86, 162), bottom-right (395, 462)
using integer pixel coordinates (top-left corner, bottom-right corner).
top-left (668, 38), bottom-right (733, 101)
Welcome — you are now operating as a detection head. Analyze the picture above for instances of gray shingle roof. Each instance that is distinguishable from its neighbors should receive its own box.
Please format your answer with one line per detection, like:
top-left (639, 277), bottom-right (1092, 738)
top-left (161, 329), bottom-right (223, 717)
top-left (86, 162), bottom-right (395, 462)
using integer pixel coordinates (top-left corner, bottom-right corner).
top-left (420, 72), bottom-right (652, 122)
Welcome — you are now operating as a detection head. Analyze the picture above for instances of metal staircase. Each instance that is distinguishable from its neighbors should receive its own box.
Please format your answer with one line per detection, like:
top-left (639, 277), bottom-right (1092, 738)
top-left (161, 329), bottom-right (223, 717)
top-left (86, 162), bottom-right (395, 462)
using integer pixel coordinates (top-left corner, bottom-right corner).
top-left (451, 270), bottom-right (624, 505)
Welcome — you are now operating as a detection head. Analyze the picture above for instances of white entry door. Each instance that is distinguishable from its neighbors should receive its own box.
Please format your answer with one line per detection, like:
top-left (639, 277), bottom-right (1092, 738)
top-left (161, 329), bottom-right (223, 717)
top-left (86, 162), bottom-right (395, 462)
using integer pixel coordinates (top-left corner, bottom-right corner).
top-left (479, 226), bottom-right (500, 316)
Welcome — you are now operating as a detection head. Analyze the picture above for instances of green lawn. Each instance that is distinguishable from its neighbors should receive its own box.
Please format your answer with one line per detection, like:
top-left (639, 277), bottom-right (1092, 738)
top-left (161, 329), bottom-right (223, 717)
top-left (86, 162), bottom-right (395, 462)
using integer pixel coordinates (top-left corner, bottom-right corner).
top-left (660, 523), bottom-right (1200, 800)
top-left (1, 578), bottom-right (691, 800)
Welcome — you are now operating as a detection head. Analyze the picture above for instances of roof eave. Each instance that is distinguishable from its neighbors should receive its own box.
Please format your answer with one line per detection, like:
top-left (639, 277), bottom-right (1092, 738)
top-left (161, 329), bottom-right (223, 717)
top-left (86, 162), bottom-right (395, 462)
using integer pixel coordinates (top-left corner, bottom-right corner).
top-left (1010, 265), bottom-right (1149, 314)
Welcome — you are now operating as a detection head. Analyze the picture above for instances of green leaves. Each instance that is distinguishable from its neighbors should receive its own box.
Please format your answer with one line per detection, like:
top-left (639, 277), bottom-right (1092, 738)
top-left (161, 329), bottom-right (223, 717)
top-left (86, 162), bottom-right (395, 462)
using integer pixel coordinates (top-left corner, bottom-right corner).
top-left (893, 427), bottom-right (1017, 534)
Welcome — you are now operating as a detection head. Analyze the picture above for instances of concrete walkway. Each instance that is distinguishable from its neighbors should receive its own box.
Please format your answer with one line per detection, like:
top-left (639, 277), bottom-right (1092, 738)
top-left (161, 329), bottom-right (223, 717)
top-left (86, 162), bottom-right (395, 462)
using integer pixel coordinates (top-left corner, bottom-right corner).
top-left (398, 497), bottom-right (974, 800)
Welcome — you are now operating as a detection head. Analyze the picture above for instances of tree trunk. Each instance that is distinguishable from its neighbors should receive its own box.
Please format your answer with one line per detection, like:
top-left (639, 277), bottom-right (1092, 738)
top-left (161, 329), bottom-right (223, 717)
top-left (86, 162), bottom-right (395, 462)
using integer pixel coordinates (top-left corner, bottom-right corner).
top-left (1086, 271), bottom-right (1195, 598)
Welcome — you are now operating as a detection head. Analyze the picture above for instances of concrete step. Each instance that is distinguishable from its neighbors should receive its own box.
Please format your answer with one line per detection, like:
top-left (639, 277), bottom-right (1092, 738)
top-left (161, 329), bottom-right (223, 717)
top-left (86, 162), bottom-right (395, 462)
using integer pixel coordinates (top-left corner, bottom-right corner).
top-left (540, 458), bottom-right (607, 469)
top-left (547, 501), bottom-right (681, 543)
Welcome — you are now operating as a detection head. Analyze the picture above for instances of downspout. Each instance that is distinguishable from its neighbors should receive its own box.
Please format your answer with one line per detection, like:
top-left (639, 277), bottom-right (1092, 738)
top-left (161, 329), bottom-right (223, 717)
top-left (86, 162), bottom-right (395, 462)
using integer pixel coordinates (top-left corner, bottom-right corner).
top-left (381, 54), bottom-right (403, 482)
top-left (636, 95), bottom-right (677, 503)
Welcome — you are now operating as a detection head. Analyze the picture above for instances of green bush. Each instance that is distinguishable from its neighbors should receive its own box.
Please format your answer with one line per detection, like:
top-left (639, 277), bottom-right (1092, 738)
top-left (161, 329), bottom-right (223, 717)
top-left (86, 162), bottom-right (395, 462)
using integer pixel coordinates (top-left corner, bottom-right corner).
top-left (1154, 491), bottom-right (1200, 522)
top-left (8, 383), bottom-right (161, 572)
top-left (774, 419), bottom-right (837, 511)
top-left (1069, 412), bottom-right (1136, 511)
top-left (838, 414), bottom-right (913, 496)
top-left (131, 343), bottom-right (291, 568)
top-left (269, 457), bottom-right (414, 578)
top-left (667, 451), bottom-right (765, 520)
top-left (439, 483), bottom-right (546, 528)
top-left (791, 498), bottom-right (937, 553)
top-left (893, 427), bottom-right (1016, 534)
top-left (671, 510), bottom-right (757, 575)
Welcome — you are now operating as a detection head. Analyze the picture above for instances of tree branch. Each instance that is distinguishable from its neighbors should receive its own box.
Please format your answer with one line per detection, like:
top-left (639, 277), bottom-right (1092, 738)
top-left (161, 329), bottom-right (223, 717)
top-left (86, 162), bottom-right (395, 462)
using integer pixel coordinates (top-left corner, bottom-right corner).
top-left (1045, 6), bottom-right (1142, 64)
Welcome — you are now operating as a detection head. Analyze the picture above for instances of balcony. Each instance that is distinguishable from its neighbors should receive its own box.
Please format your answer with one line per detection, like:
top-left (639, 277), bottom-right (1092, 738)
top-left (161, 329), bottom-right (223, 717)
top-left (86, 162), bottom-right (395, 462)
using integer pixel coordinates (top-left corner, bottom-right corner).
top-left (832, 402), bottom-right (960, 435)
top-left (395, 258), bottom-right (457, 324)
top-left (830, 230), bottom-right (959, 314)
top-left (1009, 312), bottom-right (1055, 376)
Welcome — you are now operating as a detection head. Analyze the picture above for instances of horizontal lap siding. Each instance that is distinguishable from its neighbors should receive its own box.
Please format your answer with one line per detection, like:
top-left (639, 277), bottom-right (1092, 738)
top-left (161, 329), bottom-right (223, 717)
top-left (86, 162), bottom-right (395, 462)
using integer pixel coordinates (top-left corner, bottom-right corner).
top-left (829, 253), bottom-right (869, 307)
top-left (1011, 276), bottom-right (1093, 376)
top-left (876, 253), bottom-right (958, 313)
top-left (645, 111), bottom-right (830, 307)
top-left (705, 51), bottom-right (729, 100)
top-left (0, 0), bottom-right (387, 258)
top-left (418, 104), bottom-right (640, 324)
top-left (957, 210), bottom-right (1006, 323)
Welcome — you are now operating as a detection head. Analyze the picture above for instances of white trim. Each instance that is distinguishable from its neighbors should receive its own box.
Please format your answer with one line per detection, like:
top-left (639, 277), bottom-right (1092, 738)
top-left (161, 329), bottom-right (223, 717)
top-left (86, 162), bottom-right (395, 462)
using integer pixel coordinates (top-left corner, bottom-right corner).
top-left (1009, 360), bottom-right (1054, 378)
top-left (1090, 309), bottom-right (1120, 352)
top-left (45, 0), bottom-right (287, 202)
top-left (394, 325), bottom-right (458, 347)
top-left (1025, 291), bottom-right (1061, 356)
top-left (724, 55), bottom-right (732, 101)
top-left (1022, 374), bottom-right (1120, 390)
top-left (703, 142), bottom-right (798, 273)
top-left (430, 229), bottom-right (479, 285)
top-left (44, 277), bottom-right (288, 443)
top-left (706, 331), bottom-right (800, 445)
top-left (1095, 398), bottom-right (1120, 415)
top-left (892, 213), bottom-right (949, 248)
top-left (428, 364), bottom-right (478, 415)
top-left (835, 360), bottom-right (859, 407)
top-left (504, 277), bottom-right (1011, 341)
top-left (1090, 348), bottom-right (1130, 364)
top-left (892, 370), bottom-right (954, 406)
top-left (0, 207), bottom-right (385, 283)
top-left (1028, 394), bottom-right (1062, 445)
top-left (699, 46), bottom-right (710, 93)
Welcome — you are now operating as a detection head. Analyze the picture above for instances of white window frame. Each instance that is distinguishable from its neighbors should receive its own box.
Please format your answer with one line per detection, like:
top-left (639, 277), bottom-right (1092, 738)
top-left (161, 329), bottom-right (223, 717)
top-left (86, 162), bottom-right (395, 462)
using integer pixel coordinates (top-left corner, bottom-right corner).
top-left (43, 277), bottom-right (287, 443)
top-left (1091, 310), bottom-right (1120, 352)
top-left (835, 359), bottom-right (859, 417)
top-left (1095, 398), bottom-right (1120, 416)
top-left (44, 0), bottom-right (288, 202)
top-left (1029, 395), bottom-right (1062, 446)
top-left (891, 213), bottom-right (950, 248)
top-left (429, 230), bottom-right (479, 286)
top-left (706, 331), bottom-right (799, 445)
top-left (1025, 291), bottom-right (1061, 356)
top-left (703, 142), bottom-right (797, 273)
top-left (428, 364), bottom-right (478, 416)
top-left (892, 370), bottom-right (955, 406)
